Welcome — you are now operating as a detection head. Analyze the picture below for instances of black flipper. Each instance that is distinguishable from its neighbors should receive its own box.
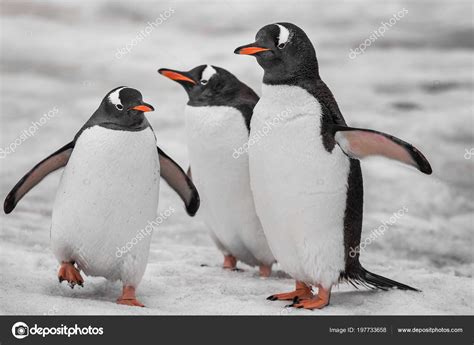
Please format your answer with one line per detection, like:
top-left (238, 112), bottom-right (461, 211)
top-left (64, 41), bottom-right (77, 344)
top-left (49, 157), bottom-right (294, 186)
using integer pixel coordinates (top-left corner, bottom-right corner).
top-left (331, 124), bottom-right (432, 175)
top-left (157, 147), bottom-right (200, 216)
top-left (4, 142), bottom-right (75, 214)
top-left (340, 265), bottom-right (420, 292)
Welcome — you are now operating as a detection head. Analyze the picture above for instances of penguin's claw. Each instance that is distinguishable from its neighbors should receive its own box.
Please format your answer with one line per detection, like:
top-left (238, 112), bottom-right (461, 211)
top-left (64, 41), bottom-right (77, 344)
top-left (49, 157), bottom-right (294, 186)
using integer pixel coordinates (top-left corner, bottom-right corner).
top-left (267, 287), bottom-right (312, 301)
top-left (292, 286), bottom-right (331, 310)
top-left (283, 296), bottom-right (301, 307)
top-left (267, 281), bottom-right (313, 301)
top-left (116, 298), bottom-right (145, 307)
top-left (223, 255), bottom-right (237, 270)
top-left (116, 286), bottom-right (144, 307)
top-left (58, 262), bottom-right (84, 288)
top-left (292, 297), bottom-right (329, 310)
top-left (259, 264), bottom-right (272, 278)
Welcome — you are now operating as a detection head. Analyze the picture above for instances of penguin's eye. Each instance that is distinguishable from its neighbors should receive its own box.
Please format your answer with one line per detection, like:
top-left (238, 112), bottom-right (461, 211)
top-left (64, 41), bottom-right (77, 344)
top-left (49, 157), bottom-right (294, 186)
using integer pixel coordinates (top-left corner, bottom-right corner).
top-left (115, 104), bottom-right (123, 111)
top-left (200, 80), bottom-right (208, 85)
top-left (277, 42), bottom-right (286, 49)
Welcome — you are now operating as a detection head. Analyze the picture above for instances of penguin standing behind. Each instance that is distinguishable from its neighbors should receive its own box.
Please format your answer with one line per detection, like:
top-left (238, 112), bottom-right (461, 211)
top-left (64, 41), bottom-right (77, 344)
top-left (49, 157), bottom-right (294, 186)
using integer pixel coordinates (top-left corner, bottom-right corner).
top-left (235, 23), bottom-right (432, 309)
top-left (158, 65), bottom-right (275, 276)
top-left (4, 87), bottom-right (199, 307)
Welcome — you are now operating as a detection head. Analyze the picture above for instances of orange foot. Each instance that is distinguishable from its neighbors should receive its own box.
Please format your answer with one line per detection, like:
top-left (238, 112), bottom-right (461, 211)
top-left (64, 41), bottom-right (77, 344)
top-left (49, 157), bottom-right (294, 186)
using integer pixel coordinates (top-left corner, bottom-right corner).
top-left (223, 255), bottom-right (237, 270)
top-left (259, 264), bottom-right (272, 278)
top-left (267, 281), bottom-right (312, 301)
top-left (58, 261), bottom-right (84, 288)
top-left (117, 286), bottom-right (144, 307)
top-left (293, 285), bottom-right (331, 310)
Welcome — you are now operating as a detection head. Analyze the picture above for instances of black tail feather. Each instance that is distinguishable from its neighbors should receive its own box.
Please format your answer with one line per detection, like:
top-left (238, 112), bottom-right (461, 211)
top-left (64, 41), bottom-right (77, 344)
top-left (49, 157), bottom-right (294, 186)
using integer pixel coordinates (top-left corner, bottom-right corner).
top-left (340, 266), bottom-right (420, 292)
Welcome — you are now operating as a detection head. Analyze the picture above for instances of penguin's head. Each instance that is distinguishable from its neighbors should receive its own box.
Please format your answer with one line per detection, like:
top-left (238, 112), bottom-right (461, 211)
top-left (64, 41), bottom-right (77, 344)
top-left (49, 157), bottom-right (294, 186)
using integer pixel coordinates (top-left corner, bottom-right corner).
top-left (158, 65), bottom-right (243, 105)
top-left (102, 86), bottom-right (154, 117)
top-left (234, 23), bottom-right (319, 83)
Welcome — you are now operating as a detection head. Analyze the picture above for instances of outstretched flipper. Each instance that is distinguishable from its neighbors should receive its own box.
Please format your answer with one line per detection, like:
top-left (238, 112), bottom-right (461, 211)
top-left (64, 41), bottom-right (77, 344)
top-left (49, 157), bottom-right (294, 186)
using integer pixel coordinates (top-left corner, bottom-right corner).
top-left (4, 142), bottom-right (75, 214)
top-left (157, 147), bottom-right (200, 216)
top-left (331, 125), bottom-right (432, 174)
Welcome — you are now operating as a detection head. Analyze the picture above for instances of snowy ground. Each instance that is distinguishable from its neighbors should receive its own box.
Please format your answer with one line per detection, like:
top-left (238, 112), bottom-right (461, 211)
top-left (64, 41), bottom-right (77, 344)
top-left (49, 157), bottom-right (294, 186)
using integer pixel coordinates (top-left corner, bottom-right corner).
top-left (0, 0), bottom-right (472, 315)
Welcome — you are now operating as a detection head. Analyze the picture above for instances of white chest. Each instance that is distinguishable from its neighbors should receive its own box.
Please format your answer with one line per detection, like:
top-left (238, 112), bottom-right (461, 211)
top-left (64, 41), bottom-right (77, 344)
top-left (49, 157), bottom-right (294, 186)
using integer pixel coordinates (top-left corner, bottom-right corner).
top-left (184, 105), bottom-right (272, 264)
top-left (249, 84), bottom-right (349, 286)
top-left (250, 84), bottom-right (349, 193)
top-left (61, 126), bottom-right (160, 206)
top-left (51, 126), bottom-right (160, 281)
top-left (185, 105), bottom-right (248, 153)
top-left (184, 105), bottom-right (250, 189)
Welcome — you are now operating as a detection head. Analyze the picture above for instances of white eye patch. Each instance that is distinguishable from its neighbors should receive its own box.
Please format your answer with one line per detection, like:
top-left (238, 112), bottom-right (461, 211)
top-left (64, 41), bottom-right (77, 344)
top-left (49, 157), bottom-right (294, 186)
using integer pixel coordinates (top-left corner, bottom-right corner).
top-left (200, 65), bottom-right (217, 83)
top-left (108, 87), bottom-right (127, 107)
top-left (276, 24), bottom-right (290, 46)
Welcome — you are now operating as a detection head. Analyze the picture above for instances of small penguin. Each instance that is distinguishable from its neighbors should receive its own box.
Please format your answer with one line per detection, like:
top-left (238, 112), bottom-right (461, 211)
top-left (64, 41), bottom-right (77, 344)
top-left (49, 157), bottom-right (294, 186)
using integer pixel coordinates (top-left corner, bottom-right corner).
top-left (4, 86), bottom-right (200, 307)
top-left (158, 65), bottom-right (275, 276)
top-left (235, 23), bottom-right (432, 309)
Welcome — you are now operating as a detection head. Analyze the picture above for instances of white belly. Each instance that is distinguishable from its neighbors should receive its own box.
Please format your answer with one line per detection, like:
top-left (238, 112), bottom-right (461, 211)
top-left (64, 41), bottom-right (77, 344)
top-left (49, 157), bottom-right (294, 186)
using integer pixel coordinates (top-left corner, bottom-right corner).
top-left (51, 126), bottom-right (160, 286)
top-left (185, 105), bottom-right (274, 266)
top-left (249, 85), bottom-right (350, 287)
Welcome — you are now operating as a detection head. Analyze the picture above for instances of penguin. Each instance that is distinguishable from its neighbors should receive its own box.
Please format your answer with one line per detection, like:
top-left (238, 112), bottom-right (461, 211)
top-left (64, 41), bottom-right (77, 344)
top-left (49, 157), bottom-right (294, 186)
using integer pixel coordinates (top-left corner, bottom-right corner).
top-left (4, 86), bottom-right (200, 307)
top-left (158, 65), bottom-right (275, 276)
top-left (235, 23), bottom-right (432, 309)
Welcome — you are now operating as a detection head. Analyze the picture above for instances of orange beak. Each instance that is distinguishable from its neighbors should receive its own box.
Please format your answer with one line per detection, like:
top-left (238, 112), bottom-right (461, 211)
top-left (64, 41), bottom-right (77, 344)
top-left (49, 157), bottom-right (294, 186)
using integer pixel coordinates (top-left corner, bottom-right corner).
top-left (234, 45), bottom-right (270, 55)
top-left (131, 104), bottom-right (154, 112)
top-left (158, 69), bottom-right (196, 84)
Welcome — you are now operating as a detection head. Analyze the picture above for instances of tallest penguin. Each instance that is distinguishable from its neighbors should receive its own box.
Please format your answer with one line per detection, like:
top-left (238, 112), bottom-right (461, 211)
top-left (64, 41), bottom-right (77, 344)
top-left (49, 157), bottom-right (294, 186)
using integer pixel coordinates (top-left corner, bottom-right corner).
top-left (235, 23), bottom-right (432, 309)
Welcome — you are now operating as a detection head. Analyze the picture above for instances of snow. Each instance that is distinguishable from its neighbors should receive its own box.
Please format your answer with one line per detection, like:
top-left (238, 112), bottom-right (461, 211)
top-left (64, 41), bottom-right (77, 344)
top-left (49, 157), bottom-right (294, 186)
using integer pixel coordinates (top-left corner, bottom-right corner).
top-left (0, 0), bottom-right (472, 315)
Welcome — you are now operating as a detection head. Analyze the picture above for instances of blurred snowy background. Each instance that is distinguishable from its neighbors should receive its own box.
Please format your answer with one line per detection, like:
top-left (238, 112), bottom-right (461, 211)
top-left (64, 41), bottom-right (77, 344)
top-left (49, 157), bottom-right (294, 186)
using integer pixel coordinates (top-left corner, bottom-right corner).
top-left (0, 0), bottom-right (472, 315)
